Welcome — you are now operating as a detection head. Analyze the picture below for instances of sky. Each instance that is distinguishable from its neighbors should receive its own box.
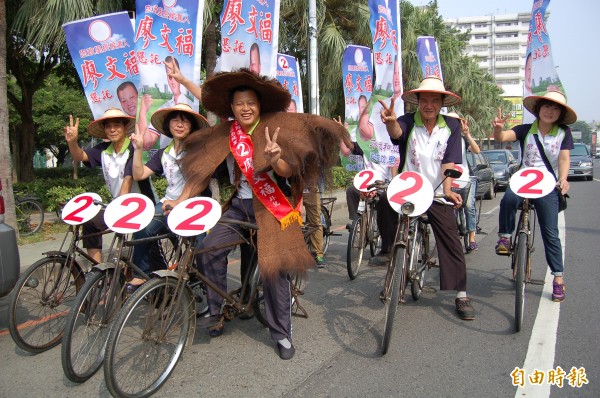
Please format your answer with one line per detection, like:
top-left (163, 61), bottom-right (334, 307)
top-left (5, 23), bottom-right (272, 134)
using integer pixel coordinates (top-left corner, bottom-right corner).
top-left (410, 0), bottom-right (600, 124)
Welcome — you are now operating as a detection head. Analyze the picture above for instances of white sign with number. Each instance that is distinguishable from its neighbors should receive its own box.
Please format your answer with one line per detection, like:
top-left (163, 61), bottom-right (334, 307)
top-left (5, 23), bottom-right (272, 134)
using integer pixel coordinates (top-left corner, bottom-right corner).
top-left (103, 193), bottom-right (155, 234)
top-left (167, 197), bottom-right (222, 237)
top-left (509, 167), bottom-right (556, 199)
top-left (353, 169), bottom-right (384, 192)
top-left (387, 171), bottom-right (434, 216)
top-left (451, 164), bottom-right (469, 189)
top-left (61, 192), bottom-right (102, 225)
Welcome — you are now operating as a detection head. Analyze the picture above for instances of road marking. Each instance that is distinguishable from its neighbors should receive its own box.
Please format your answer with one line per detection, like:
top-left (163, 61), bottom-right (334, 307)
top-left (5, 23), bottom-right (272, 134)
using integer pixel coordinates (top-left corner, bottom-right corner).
top-left (483, 205), bottom-right (499, 215)
top-left (514, 212), bottom-right (564, 397)
top-left (0, 310), bottom-right (69, 336)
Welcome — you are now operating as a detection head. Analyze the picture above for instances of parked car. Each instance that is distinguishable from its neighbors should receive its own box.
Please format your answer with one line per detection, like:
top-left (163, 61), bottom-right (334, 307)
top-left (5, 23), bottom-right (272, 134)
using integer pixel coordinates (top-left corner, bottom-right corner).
top-left (466, 152), bottom-right (495, 200)
top-left (569, 143), bottom-right (594, 181)
top-left (0, 179), bottom-right (20, 298)
top-left (483, 149), bottom-right (520, 191)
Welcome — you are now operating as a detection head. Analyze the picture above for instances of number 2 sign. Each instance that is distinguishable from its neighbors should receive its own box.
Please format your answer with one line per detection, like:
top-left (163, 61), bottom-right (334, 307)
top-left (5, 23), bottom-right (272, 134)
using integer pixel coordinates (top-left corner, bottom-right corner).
top-left (167, 197), bottom-right (222, 237)
top-left (509, 167), bottom-right (555, 199)
top-left (353, 169), bottom-right (384, 192)
top-left (103, 193), bottom-right (155, 234)
top-left (61, 192), bottom-right (102, 225)
top-left (386, 171), bottom-right (434, 216)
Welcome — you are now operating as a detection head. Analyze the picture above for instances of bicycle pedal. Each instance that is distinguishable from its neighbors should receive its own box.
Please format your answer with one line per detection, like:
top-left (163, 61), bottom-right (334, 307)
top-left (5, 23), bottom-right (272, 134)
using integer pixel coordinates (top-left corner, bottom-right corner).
top-left (427, 259), bottom-right (439, 268)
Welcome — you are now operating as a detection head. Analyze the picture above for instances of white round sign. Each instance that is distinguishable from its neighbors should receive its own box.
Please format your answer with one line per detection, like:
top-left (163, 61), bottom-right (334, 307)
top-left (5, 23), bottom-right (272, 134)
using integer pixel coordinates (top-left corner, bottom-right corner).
top-left (451, 164), bottom-right (470, 189)
top-left (61, 192), bottom-right (102, 225)
top-left (353, 169), bottom-right (384, 193)
top-left (509, 167), bottom-right (556, 199)
top-left (167, 197), bottom-right (222, 237)
top-left (386, 171), bottom-right (434, 216)
top-left (103, 193), bottom-right (155, 233)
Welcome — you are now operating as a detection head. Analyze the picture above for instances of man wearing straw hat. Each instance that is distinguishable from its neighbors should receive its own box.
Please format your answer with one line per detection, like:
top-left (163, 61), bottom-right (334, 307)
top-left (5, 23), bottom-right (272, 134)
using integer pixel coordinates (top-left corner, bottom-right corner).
top-left (163, 69), bottom-right (350, 359)
top-left (379, 76), bottom-right (475, 320)
top-left (64, 108), bottom-right (156, 263)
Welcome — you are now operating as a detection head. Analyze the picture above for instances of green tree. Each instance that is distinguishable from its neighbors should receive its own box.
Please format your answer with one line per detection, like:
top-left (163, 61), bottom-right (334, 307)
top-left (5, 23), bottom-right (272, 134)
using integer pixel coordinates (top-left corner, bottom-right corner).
top-left (570, 120), bottom-right (591, 144)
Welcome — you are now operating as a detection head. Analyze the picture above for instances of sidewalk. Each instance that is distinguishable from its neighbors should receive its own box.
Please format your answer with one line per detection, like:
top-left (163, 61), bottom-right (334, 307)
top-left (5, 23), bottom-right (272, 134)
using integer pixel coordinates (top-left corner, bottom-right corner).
top-left (17, 188), bottom-right (350, 273)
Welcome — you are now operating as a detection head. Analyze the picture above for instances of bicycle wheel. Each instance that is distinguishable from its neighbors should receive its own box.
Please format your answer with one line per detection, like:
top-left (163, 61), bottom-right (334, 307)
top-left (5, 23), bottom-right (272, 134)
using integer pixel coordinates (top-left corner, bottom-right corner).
top-left (410, 227), bottom-right (427, 301)
top-left (346, 217), bottom-right (365, 280)
top-left (381, 245), bottom-right (407, 355)
top-left (457, 208), bottom-right (469, 252)
top-left (16, 199), bottom-right (44, 235)
top-left (368, 205), bottom-right (380, 257)
top-left (104, 277), bottom-right (194, 398)
top-left (320, 206), bottom-right (331, 254)
top-left (514, 232), bottom-right (528, 332)
top-left (61, 269), bottom-right (125, 382)
top-left (8, 256), bottom-right (83, 353)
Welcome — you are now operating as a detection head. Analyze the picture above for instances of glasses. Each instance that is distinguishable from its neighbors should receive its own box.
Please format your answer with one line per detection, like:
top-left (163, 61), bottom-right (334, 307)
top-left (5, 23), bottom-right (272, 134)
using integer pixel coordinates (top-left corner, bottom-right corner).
top-left (541, 104), bottom-right (561, 112)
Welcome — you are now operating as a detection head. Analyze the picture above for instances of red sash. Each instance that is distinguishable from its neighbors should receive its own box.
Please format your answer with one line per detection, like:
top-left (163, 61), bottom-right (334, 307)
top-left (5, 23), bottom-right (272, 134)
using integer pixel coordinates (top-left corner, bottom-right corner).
top-left (230, 120), bottom-right (302, 229)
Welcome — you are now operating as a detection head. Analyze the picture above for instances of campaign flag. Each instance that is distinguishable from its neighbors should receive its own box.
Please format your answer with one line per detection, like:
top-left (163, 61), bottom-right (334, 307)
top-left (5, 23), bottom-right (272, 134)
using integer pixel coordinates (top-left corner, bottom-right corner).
top-left (63, 12), bottom-right (138, 120)
top-left (220, 0), bottom-right (281, 78)
top-left (523, 0), bottom-right (563, 122)
top-left (340, 45), bottom-right (373, 172)
top-left (363, 0), bottom-right (403, 170)
top-left (275, 54), bottom-right (303, 113)
top-left (416, 36), bottom-right (443, 81)
top-left (134, 0), bottom-right (205, 150)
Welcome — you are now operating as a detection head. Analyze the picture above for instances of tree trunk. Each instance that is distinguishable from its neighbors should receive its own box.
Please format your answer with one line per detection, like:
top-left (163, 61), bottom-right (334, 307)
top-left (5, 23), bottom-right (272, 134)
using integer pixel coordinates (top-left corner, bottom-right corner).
top-left (16, 118), bottom-right (36, 182)
top-left (203, 17), bottom-right (217, 78)
top-left (0, 0), bottom-right (17, 230)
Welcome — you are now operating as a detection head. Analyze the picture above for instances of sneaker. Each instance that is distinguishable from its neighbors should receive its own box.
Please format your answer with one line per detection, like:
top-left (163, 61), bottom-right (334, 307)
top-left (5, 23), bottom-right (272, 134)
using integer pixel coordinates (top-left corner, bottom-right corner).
top-left (467, 242), bottom-right (479, 253)
top-left (276, 342), bottom-right (295, 360)
top-left (345, 222), bottom-right (353, 230)
top-left (552, 282), bottom-right (565, 302)
top-left (495, 237), bottom-right (510, 255)
top-left (455, 297), bottom-right (475, 320)
top-left (316, 256), bottom-right (326, 268)
top-left (369, 252), bottom-right (390, 267)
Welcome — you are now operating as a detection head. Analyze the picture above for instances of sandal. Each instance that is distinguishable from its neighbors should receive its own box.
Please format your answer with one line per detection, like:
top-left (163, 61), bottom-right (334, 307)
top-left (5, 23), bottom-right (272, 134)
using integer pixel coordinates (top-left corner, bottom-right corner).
top-left (207, 316), bottom-right (225, 337)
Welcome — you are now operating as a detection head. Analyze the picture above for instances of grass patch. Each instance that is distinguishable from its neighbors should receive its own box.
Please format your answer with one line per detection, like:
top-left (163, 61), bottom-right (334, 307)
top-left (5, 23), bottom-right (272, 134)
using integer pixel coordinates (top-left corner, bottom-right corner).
top-left (18, 221), bottom-right (69, 246)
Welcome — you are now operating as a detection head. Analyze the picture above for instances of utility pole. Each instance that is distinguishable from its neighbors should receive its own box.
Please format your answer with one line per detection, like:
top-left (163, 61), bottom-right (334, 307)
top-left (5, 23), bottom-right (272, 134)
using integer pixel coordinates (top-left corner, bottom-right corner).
top-left (308, 0), bottom-right (319, 115)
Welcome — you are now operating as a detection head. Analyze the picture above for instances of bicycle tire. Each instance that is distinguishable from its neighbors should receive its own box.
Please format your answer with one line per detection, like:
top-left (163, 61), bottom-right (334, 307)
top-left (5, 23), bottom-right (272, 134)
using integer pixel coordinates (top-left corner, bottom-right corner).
top-left (368, 205), bottom-right (380, 257)
top-left (410, 227), bottom-right (426, 301)
top-left (61, 269), bottom-right (124, 383)
top-left (514, 232), bottom-right (528, 332)
top-left (346, 217), bottom-right (365, 280)
top-left (16, 199), bottom-right (44, 235)
top-left (320, 206), bottom-right (331, 255)
top-left (8, 256), bottom-right (83, 353)
top-left (381, 245), bottom-right (406, 355)
top-left (104, 277), bottom-right (194, 398)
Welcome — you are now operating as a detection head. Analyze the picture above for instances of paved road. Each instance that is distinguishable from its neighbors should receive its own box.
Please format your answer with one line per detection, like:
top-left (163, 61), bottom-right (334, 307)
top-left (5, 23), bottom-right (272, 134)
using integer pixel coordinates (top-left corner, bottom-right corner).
top-left (0, 174), bottom-right (598, 397)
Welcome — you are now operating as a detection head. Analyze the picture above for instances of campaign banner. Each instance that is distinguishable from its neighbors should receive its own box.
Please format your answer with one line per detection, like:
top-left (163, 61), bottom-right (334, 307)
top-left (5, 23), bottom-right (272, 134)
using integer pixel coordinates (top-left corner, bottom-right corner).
top-left (134, 0), bottom-right (204, 150)
top-left (416, 36), bottom-right (443, 81)
top-left (524, 0), bottom-right (562, 122)
top-left (63, 12), bottom-right (138, 120)
top-left (275, 54), bottom-right (303, 113)
top-left (219, 0), bottom-right (281, 78)
top-left (504, 97), bottom-right (524, 129)
top-left (363, 0), bottom-right (403, 171)
top-left (340, 45), bottom-right (373, 172)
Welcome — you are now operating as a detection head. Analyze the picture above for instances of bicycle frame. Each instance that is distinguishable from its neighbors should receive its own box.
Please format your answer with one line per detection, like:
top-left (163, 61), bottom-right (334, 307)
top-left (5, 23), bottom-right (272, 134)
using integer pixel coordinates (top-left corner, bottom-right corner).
top-left (511, 199), bottom-right (537, 283)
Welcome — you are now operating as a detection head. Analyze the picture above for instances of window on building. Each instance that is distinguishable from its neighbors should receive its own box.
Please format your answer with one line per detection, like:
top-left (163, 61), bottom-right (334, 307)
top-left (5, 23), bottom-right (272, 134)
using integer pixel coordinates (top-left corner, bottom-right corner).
top-left (496, 22), bottom-right (517, 27)
top-left (474, 23), bottom-right (488, 28)
top-left (495, 54), bottom-right (520, 62)
top-left (474, 35), bottom-right (488, 40)
top-left (473, 45), bottom-right (488, 51)
top-left (496, 67), bottom-right (519, 74)
top-left (496, 44), bottom-right (520, 51)
top-left (496, 33), bottom-right (518, 38)
top-left (496, 79), bottom-right (520, 85)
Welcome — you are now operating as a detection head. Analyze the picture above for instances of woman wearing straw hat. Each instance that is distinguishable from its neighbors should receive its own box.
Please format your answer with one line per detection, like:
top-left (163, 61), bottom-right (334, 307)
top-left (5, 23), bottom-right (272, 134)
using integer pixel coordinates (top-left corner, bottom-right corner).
top-left (162, 68), bottom-right (350, 359)
top-left (127, 103), bottom-right (209, 290)
top-left (492, 90), bottom-right (576, 302)
top-left (64, 108), bottom-right (156, 263)
top-left (379, 76), bottom-right (475, 321)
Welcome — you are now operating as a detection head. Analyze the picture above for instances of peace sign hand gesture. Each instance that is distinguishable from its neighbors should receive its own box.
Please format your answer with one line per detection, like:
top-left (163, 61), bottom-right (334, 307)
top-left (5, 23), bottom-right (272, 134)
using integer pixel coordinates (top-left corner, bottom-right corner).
top-left (130, 124), bottom-right (145, 151)
top-left (379, 97), bottom-right (397, 124)
top-left (64, 115), bottom-right (80, 144)
top-left (492, 107), bottom-right (511, 134)
top-left (264, 126), bottom-right (282, 165)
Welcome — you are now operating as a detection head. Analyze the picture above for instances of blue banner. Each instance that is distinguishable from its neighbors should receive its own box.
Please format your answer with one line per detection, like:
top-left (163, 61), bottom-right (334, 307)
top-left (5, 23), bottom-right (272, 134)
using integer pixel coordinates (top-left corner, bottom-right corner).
top-left (134, 0), bottom-right (204, 150)
top-left (219, 0), bottom-right (280, 78)
top-left (63, 12), bottom-right (138, 120)
top-left (275, 53), bottom-right (303, 113)
top-left (416, 36), bottom-right (443, 81)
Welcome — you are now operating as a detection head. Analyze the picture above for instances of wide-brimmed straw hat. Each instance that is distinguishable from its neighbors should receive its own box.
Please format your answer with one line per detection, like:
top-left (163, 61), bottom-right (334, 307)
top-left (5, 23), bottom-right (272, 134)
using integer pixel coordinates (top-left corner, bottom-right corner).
top-left (402, 76), bottom-right (461, 107)
top-left (523, 90), bottom-right (577, 124)
top-left (150, 103), bottom-right (209, 137)
top-left (87, 108), bottom-right (135, 139)
top-left (201, 68), bottom-right (291, 119)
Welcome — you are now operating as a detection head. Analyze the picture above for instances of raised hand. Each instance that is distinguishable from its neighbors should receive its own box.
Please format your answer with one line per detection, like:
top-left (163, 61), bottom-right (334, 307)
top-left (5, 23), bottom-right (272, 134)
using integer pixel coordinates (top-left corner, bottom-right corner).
top-left (264, 126), bottom-right (282, 165)
top-left (165, 58), bottom-right (185, 84)
top-left (460, 118), bottom-right (470, 136)
top-left (130, 124), bottom-right (145, 151)
top-left (379, 97), bottom-right (397, 124)
top-left (492, 107), bottom-right (511, 133)
top-left (64, 115), bottom-right (80, 143)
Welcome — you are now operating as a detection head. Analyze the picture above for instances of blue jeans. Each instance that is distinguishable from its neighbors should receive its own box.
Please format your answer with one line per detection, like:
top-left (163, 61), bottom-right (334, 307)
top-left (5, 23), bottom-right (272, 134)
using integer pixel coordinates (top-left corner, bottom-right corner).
top-left (498, 187), bottom-right (563, 275)
top-left (464, 177), bottom-right (478, 234)
top-left (132, 202), bottom-right (168, 275)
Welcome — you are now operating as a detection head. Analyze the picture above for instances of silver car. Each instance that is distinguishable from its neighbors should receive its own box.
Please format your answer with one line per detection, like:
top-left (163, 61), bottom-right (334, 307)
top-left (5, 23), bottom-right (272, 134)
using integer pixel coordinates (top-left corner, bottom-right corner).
top-left (0, 179), bottom-right (20, 297)
top-left (568, 143), bottom-right (594, 181)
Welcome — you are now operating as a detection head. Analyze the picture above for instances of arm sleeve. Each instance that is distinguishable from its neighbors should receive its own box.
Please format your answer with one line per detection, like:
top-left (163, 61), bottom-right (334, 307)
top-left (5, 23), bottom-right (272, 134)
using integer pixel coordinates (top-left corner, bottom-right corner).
top-left (560, 126), bottom-right (575, 150)
top-left (145, 148), bottom-right (165, 176)
top-left (441, 118), bottom-right (462, 164)
top-left (83, 143), bottom-right (107, 169)
top-left (512, 124), bottom-right (530, 146)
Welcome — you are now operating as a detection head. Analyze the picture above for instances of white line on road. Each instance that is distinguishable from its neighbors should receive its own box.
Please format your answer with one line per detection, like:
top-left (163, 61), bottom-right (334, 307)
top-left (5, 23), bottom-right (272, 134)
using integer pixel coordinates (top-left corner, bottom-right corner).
top-left (483, 205), bottom-right (499, 215)
top-left (514, 212), bottom-right (565, 397)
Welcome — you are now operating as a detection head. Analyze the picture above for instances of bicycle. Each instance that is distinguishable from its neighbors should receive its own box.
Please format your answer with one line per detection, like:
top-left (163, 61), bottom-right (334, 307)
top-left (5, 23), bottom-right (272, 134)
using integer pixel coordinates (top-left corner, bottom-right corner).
top-left (60, 197), bottom-right (179, 383)
top-left (302, 196), bottom-right (339, 256)
top-left (15, 193), bottom-right (44, 235)
top-left (380, 169), bottom-right (460, 355)
top-left (451, 182), bottom-right (471, 253)
top-left (8, 224), bottom-right (102, 353)
top-left (346, 193), bottom-right (381, 280)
